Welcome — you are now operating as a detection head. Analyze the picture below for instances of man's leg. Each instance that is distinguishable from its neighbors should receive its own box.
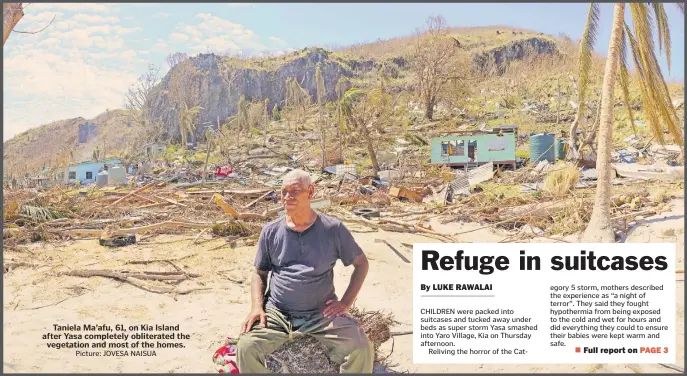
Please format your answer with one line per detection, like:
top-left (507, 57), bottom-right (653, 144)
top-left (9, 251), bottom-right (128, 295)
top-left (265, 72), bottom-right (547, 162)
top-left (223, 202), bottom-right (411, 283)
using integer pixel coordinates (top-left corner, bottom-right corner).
top-left (301, 313), bottom-right (375, 373)
top-left (236, 308), bottom-right (292, 373)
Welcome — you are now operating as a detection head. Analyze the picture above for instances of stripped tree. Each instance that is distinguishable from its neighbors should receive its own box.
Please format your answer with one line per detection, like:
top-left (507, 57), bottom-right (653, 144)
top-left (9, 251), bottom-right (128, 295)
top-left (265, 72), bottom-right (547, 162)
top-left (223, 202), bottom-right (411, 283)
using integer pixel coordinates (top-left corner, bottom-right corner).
top-left (409, 15), bottom-right (465, 120)
top-left (179, 104), bottom-right (202, 149)
top-left (335, 77), bottom-right (350, 151)
top-left (581, 2), bottom-right (684, 242)
top-left (166, 52), bottom-right (188, 70)
top-left (339, 87), bottom-right (395, 175)
top-left (285, 77), bottom-right (311, 131)
top-left (124, 64), bottom-right (164, 149)
top-left (236, 95), bottom-right (249, 135)
top-left (315, 63), bottom-right (327, 169)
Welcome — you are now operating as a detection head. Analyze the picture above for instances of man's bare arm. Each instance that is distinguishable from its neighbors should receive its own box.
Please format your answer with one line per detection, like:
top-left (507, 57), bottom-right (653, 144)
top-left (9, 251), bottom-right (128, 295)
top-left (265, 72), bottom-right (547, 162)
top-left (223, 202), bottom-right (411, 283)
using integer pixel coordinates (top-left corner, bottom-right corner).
top-left (241, 268), bottom-right (270, 333)
top-left (340, 253), bottom-right (369, 308)
top-left (251, 269), bottom-right (269, 310)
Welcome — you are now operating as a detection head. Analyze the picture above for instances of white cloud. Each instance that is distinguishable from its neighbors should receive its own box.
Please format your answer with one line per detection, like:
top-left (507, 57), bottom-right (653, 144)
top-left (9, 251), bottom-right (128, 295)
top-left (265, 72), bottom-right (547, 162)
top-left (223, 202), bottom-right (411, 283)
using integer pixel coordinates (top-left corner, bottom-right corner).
top-left (4, 49), bottom-right (138, 141)
top-left (3, 7), bottom-right (292, 143)
top-left (28, 22), bottom-right (140, 51)
top-left (72, 14), bottom-right (120, 24)
top-left (153, 40), bottom-right (169, 52)
top-left (113, 25), bottom-right (143, 35)
top-left (268, 36), bottom-right (288, 45)
top-left (27, 3), bottom-right (113, 13)
top-left (168, 13), bottom-right (285, 55)
top-left (21, 11), bottom-right (63, 25)
top-left (169, 32), bottom-right (189, 42)
top-left (153, 12), bottom-right (171, 18)
top-left (3, 5), bottom-right (145, 142)
top-left (121, 50), bottom-right (137, 59)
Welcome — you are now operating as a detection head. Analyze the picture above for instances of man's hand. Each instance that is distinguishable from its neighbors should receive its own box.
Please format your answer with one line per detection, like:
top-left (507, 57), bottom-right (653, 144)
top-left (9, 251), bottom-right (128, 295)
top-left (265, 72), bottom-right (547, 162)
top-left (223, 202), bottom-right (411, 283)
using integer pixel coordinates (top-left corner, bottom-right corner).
top-left (240, 308), bottom-right (267, 334)
top-left (323, 299), bottom-right (350, 318)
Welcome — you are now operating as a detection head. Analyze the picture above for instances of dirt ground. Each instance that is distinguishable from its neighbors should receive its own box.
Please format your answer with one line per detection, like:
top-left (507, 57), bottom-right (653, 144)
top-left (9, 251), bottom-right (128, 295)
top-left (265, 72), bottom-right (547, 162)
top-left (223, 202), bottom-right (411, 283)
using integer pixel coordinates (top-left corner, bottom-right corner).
top-left (3, 199), bottom-right (684, 374)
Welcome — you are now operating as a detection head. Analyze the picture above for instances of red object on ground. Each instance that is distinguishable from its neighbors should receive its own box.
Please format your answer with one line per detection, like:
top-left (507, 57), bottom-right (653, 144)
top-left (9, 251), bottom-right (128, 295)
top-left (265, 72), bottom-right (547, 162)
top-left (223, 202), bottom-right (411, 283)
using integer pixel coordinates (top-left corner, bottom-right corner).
top-left (216, 165), bottom-right (233, 177)
top-left (213, 337), bottom-right (240, 374)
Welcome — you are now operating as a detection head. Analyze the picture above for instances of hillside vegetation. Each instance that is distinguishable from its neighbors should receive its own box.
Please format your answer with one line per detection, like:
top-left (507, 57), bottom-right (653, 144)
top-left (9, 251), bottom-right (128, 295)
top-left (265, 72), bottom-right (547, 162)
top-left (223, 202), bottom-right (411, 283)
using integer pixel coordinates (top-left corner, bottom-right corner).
top-left (3, 22), bottom-right (684, 178)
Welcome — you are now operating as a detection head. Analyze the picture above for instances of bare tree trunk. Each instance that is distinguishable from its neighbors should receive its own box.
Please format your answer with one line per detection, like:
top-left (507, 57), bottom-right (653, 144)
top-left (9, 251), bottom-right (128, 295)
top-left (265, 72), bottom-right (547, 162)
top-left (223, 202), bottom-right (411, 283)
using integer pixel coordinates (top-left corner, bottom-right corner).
top-left (285, 97), bottom-right (290, 131)
top-left (338, 121), bottom-right (343, 164)
top-left (264, 100), bottom-right (269, 134)
top-left (582, 2), bottom-right (625, 243)
top-left (319, 105), bottom-right (326, 169)
top-left (361, 124), bottom-right (380, 175)
top-left (424, 96), bottom-right (435, 120)
top-left (567, 76), bottom-right (581, 157)
top-left (202, 118), bottom-right (217, 186)
top-left (579, 96), bottom-right (603, 152)
top-left (556, 78), bottom-right (561, 124)
top-left (3, 3), bottom-right (23, 46)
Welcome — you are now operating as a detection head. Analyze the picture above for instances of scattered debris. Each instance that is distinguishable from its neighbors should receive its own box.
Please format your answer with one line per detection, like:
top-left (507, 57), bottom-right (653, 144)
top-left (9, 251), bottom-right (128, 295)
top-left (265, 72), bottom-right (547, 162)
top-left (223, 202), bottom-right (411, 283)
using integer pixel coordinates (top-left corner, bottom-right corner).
top-left (99, 234), bottom-right (136, 247)
top-left (264, 306), bottom-right (398, 373)
top-left (612, 163), bottom-right (684, 181)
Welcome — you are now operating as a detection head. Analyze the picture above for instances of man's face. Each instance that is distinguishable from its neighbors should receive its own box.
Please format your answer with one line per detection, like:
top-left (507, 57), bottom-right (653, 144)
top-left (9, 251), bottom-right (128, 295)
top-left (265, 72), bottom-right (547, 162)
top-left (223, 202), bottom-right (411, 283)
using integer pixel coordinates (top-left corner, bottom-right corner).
top-left (281, 181), bottom-right (312, 214)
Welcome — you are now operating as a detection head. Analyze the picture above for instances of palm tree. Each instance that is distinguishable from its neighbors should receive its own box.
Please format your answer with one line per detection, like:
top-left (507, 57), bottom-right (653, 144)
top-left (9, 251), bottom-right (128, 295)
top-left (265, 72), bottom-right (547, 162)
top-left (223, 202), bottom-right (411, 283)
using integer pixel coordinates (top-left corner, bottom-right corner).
top-left (581, 3), bottom-right (684, 242)
top-left (179, 103), bottom-right (202, 149)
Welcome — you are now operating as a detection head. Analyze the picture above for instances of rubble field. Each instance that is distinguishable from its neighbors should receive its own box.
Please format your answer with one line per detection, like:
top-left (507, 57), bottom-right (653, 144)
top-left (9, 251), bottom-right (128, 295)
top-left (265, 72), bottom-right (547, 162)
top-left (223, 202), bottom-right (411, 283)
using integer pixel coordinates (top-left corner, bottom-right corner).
top-left (3, 135), bottom-right (685, 374)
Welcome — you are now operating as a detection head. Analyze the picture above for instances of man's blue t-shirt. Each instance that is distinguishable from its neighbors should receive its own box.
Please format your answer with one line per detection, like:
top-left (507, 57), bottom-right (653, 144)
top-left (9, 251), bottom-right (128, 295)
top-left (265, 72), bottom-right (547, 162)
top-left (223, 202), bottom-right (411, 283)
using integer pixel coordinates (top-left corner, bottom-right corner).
top-left (253, 212), bottom-right (364, 316)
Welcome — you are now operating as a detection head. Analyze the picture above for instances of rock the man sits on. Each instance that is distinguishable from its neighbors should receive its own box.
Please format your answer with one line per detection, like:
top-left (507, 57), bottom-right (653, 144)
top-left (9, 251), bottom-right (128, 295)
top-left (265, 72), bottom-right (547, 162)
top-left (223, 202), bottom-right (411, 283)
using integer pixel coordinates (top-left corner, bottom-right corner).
top-left (237, 169), bottom-right (374, 373)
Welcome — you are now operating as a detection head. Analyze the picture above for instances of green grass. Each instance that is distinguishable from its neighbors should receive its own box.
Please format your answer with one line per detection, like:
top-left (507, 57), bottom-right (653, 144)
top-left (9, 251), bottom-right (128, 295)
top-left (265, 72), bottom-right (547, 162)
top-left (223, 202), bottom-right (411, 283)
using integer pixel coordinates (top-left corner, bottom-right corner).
top-left (475, 182), bottom-right (526, 199)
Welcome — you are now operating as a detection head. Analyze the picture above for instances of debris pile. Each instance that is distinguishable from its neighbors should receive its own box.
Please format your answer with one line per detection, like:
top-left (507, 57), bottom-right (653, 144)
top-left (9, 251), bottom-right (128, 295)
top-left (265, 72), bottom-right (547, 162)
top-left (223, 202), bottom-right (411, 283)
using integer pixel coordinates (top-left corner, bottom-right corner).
top-left (264, 307), bottom-right (398, 373)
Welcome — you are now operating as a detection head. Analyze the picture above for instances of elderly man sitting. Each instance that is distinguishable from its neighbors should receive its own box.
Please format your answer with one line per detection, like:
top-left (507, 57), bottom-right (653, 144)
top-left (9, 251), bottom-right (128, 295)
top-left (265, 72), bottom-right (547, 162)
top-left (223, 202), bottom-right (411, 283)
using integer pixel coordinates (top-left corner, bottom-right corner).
top-left (237, 169), bottom-right (374, 373)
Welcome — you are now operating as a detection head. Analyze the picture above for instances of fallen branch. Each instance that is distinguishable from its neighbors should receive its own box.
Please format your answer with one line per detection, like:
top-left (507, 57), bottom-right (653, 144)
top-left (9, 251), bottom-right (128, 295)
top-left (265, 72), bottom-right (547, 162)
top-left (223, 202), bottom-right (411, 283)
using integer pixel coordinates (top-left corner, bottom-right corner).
top-left (659, 363), bottom-right (684, 373)
top-left (385, 207), bottom-right (441, 218)
top-left (63, 269), bottom-right (196, 281)
top-left (126, 254), bottom-right (196, 265)
top-left (374, 238), bottom-right (410, 263)
top-left (153, 195), bottom-right (188, 208)
top-left (104, 220), bottom-right (217, 237)
top-left (133, 194), bottom-right (158, 204)
top-left (610, 207), bottom-right (659, 221)
top-left (15, 291), bottom-right (88, 311)
top-left (379, 218), bottom-right (458, 242)
top-left (331, 208), bottom-right (455, 242)
top-left (137, 202), bottom-right (171, 209)
top-left (241, 190), bottom-right (274, 210)
top-left (191, 228), bottom-right (209, 245)
top-left (390, 330), bottom-right (413, 336)
top-left (61, 269), bottom-right (207, 295)
top-left (453, 199), bottom-right (566, 237)
top-left (505, 198), bottom-right (575, 218)
top-left (107, 181), bottom-right (158, 208)
top-left (238, 212), bottom-right (268, 221)
top-left (4, 262), bottom-right (41, 273)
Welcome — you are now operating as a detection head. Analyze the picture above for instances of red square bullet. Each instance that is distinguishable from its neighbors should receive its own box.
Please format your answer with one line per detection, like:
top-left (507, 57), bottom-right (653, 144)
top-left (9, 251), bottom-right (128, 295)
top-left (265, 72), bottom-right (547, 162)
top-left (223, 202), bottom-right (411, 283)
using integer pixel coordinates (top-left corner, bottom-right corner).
top-left (575, 347), bottom-right (581, 353)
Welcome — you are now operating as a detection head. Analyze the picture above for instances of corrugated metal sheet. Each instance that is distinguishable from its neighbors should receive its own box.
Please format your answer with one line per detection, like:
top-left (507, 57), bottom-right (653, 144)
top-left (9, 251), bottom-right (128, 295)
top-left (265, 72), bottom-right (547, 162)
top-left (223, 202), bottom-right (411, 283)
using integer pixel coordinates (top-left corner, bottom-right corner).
top-left (449, 172), bottom-right (470, 194)
top-left (468, 161), bottom-right (494, 186)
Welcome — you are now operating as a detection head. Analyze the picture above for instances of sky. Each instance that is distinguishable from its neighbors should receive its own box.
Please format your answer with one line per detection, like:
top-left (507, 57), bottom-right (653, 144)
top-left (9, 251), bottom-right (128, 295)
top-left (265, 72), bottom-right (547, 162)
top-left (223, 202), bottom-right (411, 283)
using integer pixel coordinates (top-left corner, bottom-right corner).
top-left (3, 2), bottom-right (684, 142)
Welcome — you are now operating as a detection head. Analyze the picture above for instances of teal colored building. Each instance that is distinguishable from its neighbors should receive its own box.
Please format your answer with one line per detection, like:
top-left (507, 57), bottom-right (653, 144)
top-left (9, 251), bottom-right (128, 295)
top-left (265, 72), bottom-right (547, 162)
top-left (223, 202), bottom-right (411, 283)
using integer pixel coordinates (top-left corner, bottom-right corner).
top-left (430, 126), bottom-right (519, 169)
top-left (64, 158), bottom-right (121, 184)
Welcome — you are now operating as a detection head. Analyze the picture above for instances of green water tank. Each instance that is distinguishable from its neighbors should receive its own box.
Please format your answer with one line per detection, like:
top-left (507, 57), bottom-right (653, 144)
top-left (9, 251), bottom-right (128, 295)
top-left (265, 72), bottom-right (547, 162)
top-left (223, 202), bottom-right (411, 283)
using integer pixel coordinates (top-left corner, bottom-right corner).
top-left (530, 133), bottom-right (555, 163)
top-left (555, 138), bottom-right (567, 160)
